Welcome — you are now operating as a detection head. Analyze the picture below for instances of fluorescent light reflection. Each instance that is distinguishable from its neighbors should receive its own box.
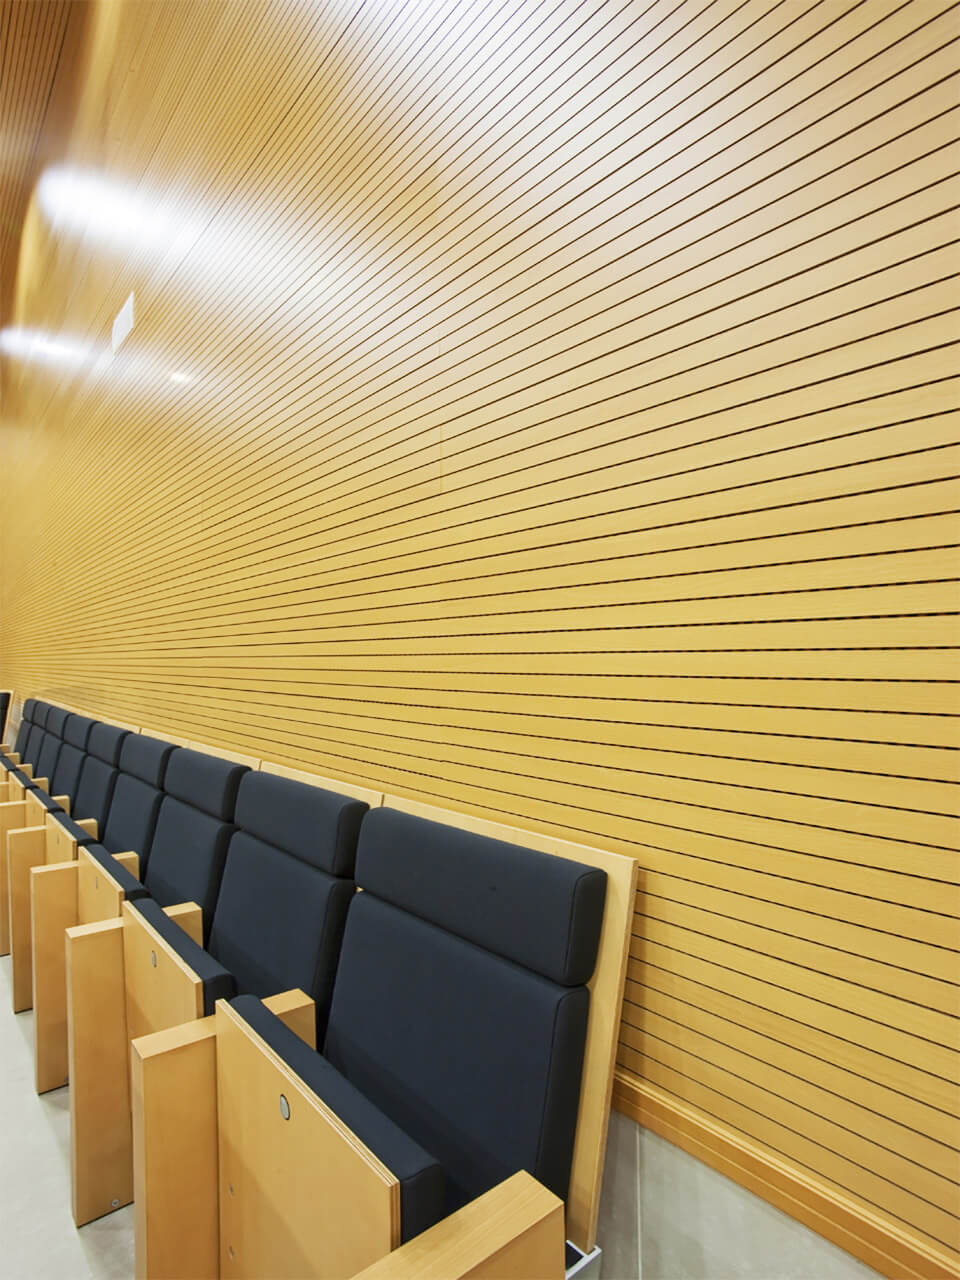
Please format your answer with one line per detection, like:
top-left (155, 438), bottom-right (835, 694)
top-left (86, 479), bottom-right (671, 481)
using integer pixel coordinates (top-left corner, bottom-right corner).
top-left (36, 167), bottom-right (203, 256)
top-left (169, 370), bottom-right (194, 384)
top-left (0, 327), bottom-right (93, 369)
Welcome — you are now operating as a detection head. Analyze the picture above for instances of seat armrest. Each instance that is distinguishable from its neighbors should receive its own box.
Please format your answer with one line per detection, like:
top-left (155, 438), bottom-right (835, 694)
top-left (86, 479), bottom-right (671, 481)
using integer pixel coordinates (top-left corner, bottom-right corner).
top-left (126, 898), bottom-right (235, 1017)
top-left (351, 1170), bottom-right (565, 1280)
top-left (229, 995), bottom-right (446, 1244)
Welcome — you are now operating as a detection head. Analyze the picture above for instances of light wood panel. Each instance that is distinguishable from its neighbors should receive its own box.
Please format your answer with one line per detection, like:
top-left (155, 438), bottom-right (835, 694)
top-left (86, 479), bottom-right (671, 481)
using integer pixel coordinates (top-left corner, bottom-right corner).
top-left (1, 0), bottom-right (958, 1273)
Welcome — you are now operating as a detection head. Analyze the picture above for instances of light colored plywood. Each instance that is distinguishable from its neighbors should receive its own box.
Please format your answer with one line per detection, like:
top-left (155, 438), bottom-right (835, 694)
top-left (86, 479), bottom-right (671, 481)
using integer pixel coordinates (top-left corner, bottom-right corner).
top-left (31, 859), bottom-right (78, 1093)
top-left (7, 824), bottom-right (47, 1011)
top-left (66, 917), bottom-right (132, 1226)
top-left (121, 900), bottom-right (204, 1044)
top-left (217, 999), bottom-right (400, 1280)
top-left (77, 846), bottom-right (140, 925)
top-left (132, 1018), bottom-right (219, 1280)
top-left (352, 1171), bottom-right (565, 1280)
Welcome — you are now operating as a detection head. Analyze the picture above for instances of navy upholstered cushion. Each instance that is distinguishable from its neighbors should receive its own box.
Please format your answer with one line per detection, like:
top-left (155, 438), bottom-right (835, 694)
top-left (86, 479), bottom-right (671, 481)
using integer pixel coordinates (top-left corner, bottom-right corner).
top-left (233, 771), bottom-right (366, 876)
top-left (50, 814), bottom-right (98, 847)
top-left (13, 716), bottom-right (32, 756)
top-left (23, 723), bottom-right (45, 766)
top-left (118, 734), bottom-right (175, 787)
top-left (208, 832), bottom-right (355, 1025)
top-left (143, 798), bottom-right (234, 942)
top-left (34, 703), bottom-right (53, 726)
top-left (21, 699), bottom-right (37, 724)
top-left (51, 743), bottom-right (86, 801)
top-left (129, 898), bottom-right (236, 1015)
top-left (45, 707), bottom-right (69, 738)
top-left (64, 715), bottom-right (95, 750)
top-left (0, 757), bottom-right (15, 772)
top-left (84, 844), bottom-right (148, 901)
top-left (35, 731), bottom-right (62, 784)
top-left (356, 809), bottom-right (607, 986)
top-left (163, 748), bottom-right (247, 821)
top-left (101, 775), bottom-right (164, 860)
top-left (87, 723), bottom-right (128, 766)
top-left (233, 995), bottom-right (446, 1243)
top-left (324, 892), bottom-right (590, 1212)
top-left (73, 757), bottom-right (118, 830)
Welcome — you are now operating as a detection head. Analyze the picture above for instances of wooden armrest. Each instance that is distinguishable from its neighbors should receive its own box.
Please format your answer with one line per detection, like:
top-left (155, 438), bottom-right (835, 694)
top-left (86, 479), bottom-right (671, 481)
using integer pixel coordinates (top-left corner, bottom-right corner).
top-left (77, 848), bottom-right (138, 925)
top-left (31, 861), bottom-right (80, 1092)
top-left (8, 825), bottom-right (48, 1011)
top-left (46, 812), bottom-right (97, 864)
top-left (66, 917), bottom-right (132, 1225)
top-left (262, 987), bottom-right (316, 1049)
top-left (129, 991), bottom-right (316, 1279)
top-left (132, 1018), bottom-right (219, 1280)
top-left (122, 900), bottom-right (205, 1042)
top-left (351, 1171), bottom-right (565, 1280)
top-left (217, 999), bottom-right (400, 1278)
top-left (164, 901), bottom-right (202, 947)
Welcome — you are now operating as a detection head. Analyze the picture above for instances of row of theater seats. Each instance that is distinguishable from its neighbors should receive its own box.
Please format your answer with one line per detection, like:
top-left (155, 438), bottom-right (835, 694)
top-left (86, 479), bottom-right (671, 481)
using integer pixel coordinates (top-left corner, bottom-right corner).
top-left (1, 696), bottom-right (633, 1279)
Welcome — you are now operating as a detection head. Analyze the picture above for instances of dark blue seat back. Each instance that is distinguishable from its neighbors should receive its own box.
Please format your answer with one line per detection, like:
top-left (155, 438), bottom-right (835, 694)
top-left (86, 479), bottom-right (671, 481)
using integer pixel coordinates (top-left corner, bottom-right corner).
top-left (0, 691), bottom-right (10, 740)
top-left (143, 748), bottom-right (248, 944)
top-left (323, 809), bottom-right (607, 1214)
top-left (73, 723), bottom-right (129, 829)
top-left (51, 715), bottom-right (96, 802)
top-left (208, 771), bottom-right (366, 1034)
top-left (36, 707), bottom-right (69, 783)
top-left (22, 702), bottom-right (47, 766)
top-left (12, 700), bottom-right (35, 757)
top-left (101, 734), bottom-right (176, 862)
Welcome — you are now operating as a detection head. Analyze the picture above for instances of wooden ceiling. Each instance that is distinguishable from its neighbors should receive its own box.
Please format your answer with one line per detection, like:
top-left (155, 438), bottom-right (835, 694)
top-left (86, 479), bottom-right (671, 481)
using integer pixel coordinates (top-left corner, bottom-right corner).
top-left (0, 0), bottom-right (78, 324)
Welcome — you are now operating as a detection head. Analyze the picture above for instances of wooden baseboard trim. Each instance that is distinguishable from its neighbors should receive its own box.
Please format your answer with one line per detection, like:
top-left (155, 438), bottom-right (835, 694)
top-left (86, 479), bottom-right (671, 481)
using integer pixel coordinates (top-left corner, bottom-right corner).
top-left (612, 1070), bottom-right (960, 1280)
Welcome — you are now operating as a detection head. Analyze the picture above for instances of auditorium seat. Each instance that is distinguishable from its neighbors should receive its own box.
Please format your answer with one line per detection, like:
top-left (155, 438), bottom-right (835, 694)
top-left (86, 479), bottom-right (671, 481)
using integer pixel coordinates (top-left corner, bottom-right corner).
top-left (66, 744), bottom-right (250, 1225)
top-left (129, 803), bottom-right (632, 1280)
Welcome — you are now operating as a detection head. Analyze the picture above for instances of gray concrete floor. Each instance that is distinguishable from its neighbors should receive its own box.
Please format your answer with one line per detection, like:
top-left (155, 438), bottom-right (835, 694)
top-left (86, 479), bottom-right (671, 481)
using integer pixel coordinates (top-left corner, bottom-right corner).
top-left (0, 955), bottom-right (134, 1280)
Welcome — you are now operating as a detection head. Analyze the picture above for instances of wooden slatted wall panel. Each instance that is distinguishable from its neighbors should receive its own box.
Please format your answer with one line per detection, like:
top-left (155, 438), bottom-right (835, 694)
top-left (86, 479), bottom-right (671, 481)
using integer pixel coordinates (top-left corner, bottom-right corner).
top-left (0, 0), bottom-right (73, 322)
top-left (0, 1), bottom-right (957, 1273)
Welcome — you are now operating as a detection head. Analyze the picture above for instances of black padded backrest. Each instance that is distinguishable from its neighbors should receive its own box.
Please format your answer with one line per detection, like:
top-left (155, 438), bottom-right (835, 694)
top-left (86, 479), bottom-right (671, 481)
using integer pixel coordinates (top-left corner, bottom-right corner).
top-left (22, 698), bottom-right (37, 723)
top-left (356, 809), bottom-right (606, 985)
top-left (100, 735), bottom-right (176, 862)
top-left (0, 692), bottom-right (9, 739)
top-left (87, 723), bottom-right (128, 766)
top-left (323, 810), bottom-right (606, 1215)
top-left (13, 714), bottom-right (32, 757)
top-left (49, 714), bottom-right (96, 799)
top-left (144, 798), bottom-right (235, 945)
top-left (119, 733), bottom-right (175, 787)
top-left (36, 724), bottom-right (65, 783)
top-left (34, 702), bottom-right (53, 726)
top-left (208, 771), bottom-right (367, 1033)
top-left (45, 707), bottom-right (69, 738)
top-left (23, 722), bottom-right (45, 766)
top-left (71, 724), bottom-right (129, 826)
top-left (144, 747), bottom-right (247, 944)
top-left (63, 715), bottom-right (95, 751)
top-left (163, 747), bottom-right (246, 820)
